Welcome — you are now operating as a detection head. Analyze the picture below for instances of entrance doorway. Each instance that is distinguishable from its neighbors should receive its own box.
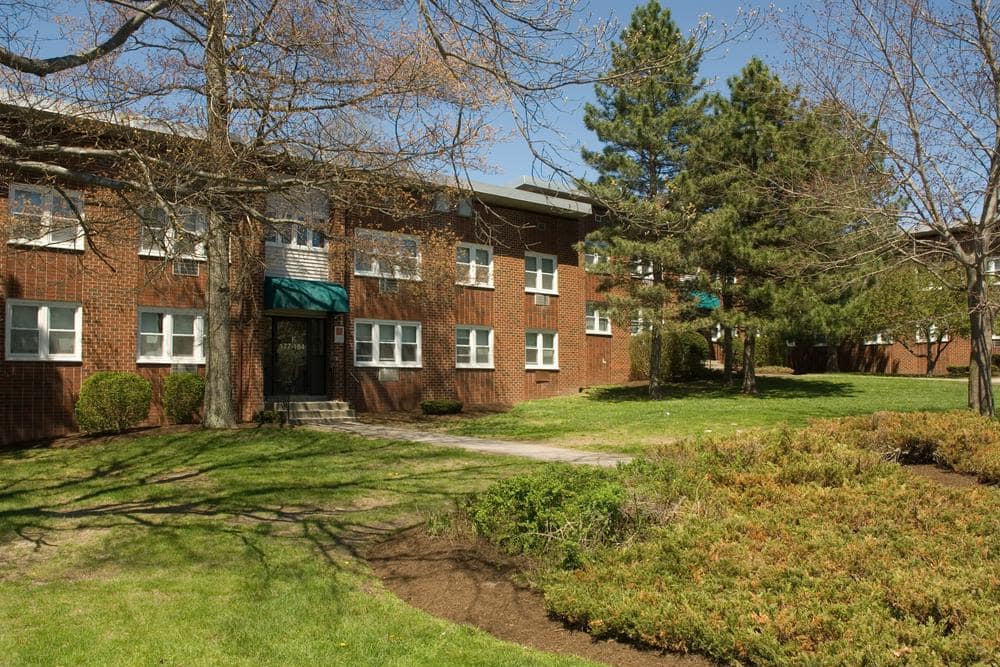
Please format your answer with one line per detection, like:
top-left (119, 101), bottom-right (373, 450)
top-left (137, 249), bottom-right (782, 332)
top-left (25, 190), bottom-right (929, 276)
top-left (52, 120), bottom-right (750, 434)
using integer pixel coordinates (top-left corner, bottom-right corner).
top-left (263, 316), bottom-right (327, 397)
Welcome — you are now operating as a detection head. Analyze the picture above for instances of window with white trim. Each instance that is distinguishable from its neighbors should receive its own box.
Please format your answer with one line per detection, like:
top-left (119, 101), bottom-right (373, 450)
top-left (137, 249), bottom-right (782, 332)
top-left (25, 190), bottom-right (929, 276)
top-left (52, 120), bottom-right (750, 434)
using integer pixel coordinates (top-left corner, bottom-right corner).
top-left (863, 332), bottom-right (892, 345)
top-left (586, 302), bottom-right (612, 335)
top-left (710, 323), bottom-right (725, 343)
top-left (265, 190), bottom-right (329, 251)
top-left (4, 299), bottom-right (82, 361)
top-left (583, 241), bottom-right (609, 273)
top-left (456, 326), bottom-right (493, 368)
top-left (354, 229), bottom-right (420, 280)
top-left (525, 330), bottom-right (557, 369)
top-left (915, 326), bottom-right (950, 343)
top-left (140, 206), bottom-right (208, 259)
top-left (7, 184), bottom-right (84, 250)
top-left (137, 309), bottom-right (205, 363)
top-left (456, 243), bottom-right (493, 287)
top-left (631, 257), bottom-right (654, 280)
top-left (987, 257), bottom-right (1000, 275)
top-left (524, 252), bottom-right (557, 294)
top-left (354, 319), bottom-right (421, 367)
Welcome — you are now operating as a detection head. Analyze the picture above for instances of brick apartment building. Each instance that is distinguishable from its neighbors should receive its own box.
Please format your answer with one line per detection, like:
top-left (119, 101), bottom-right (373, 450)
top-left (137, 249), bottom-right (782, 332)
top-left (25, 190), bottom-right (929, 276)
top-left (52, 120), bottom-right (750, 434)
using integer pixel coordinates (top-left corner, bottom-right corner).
top-left (0, 164), bottom-right (637, 445)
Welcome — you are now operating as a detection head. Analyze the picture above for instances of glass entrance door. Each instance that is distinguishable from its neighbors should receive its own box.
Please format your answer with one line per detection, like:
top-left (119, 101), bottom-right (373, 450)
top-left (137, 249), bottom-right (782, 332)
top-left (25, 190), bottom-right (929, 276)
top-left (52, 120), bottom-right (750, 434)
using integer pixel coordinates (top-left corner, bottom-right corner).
top-left (263, 317), bottom-right (326, 396)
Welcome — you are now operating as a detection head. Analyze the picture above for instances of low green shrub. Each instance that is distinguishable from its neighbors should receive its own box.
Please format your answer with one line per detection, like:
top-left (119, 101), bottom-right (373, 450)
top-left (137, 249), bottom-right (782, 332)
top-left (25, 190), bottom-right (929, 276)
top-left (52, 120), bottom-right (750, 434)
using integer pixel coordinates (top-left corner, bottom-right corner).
top-left (629, 330), bottom-right (709, 380)
top-left (162, 372), bottom-right (205, 424)
top-left (947, 365), bottom-right (970, 377)
top-left (252, 409), bottom-right (287, 426)
top-left (420, 399), bottom-right (463, 415)
top-left (75, 371), bottom-right (152, 434)
top-left (467, 464), bottom-right (630, 568)
top-left (804, 410), bottom-right (1000, 482)
top-left (756, 365), bottom-right (794, 375)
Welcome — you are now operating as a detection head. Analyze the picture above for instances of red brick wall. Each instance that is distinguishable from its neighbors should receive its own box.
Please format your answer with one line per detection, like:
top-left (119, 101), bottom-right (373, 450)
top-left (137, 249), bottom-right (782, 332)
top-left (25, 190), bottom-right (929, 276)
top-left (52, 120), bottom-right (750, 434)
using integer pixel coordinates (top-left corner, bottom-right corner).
top-left (788, 338), bottom-right (976, 376)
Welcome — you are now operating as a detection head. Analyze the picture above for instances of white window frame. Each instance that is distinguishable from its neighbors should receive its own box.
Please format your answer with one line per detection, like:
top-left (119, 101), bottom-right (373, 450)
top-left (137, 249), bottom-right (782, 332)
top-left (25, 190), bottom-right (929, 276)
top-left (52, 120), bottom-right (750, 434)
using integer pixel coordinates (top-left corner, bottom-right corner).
top-left (631, 257), bottom-right (654, 281)
top-left (585, 302), bottom-right (612, 336)
top-left (353, 319), bottom-right (422, 368)
top-left (455, 325), bottom-right (494, 369)
top-left (139, 206), bottom-right (208, 260)
top-left (583, 241), bottom-right (609, 273)
top-left (264, 190), bottom-right (329, 253)
top-left (915, 326), bottom-right (950, 344)
top-left (524, 252), bottom-right (558, 295)
top-left (136, 308), bottom-right (206, 364)
top-left (863, 332), bottom-right (893, 345)
top-left (7, 184), bottom-right (84, 251)
top-left (353, 229), bottom-right (421, 280)
top-left (4, 299), bottom-right (83, 362)
top-left (710, 323), bottom-right (725, 343)
top-left (456, 242), bottom-right (494, 288)
top-left (525, 329), bottom-right (558, 370)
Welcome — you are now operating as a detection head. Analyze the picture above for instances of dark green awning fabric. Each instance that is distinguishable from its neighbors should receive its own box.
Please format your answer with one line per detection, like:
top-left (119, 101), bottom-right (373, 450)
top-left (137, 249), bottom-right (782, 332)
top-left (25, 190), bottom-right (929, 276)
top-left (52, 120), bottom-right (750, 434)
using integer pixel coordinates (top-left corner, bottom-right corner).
top-left (264, 277), bottom-right (349, 313)
top-left (690, 290), bottom-right (721, 310)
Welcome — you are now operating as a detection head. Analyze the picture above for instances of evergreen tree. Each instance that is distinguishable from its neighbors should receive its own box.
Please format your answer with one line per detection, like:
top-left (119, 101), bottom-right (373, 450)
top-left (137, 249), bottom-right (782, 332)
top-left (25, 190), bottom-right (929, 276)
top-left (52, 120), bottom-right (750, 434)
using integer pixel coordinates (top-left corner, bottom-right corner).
top-left (687, 59), bottom-right (883, 394)
top-left (579, 0), bottom-right (704, 399)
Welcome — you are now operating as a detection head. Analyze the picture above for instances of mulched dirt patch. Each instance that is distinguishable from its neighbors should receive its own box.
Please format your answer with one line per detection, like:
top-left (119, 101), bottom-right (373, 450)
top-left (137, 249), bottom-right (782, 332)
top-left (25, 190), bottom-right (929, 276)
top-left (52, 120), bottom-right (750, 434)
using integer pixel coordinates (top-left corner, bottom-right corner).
top-left (905, 463), bottom-right (983, 488)
top-left (366, 528), bottom-right (711, 667)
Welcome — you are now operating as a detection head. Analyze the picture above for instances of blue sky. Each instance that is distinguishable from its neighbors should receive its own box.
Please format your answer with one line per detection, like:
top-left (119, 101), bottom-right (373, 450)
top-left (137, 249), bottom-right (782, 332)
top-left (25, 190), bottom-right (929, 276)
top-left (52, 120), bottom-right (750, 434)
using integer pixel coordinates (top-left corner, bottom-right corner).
top-left (473, 1), bottom-right (803, 187)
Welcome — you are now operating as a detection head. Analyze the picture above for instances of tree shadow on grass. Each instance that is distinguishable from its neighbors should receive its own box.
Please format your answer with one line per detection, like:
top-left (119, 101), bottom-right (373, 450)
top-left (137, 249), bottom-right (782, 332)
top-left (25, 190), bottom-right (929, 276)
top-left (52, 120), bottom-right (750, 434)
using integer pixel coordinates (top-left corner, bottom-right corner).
top-left (586, 375), bottom-right (858, 403)
top-left (0, 428), bottom-right (530, 576)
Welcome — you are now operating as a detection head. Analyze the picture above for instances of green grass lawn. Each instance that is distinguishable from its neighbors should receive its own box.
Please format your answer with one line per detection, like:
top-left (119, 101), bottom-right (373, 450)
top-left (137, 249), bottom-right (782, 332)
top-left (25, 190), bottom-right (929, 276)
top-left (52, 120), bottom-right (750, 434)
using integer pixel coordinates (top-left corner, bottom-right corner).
top-left (443, 374), bottom-right (971, 453)
top-left (0, 428), bottom-right (605, 666)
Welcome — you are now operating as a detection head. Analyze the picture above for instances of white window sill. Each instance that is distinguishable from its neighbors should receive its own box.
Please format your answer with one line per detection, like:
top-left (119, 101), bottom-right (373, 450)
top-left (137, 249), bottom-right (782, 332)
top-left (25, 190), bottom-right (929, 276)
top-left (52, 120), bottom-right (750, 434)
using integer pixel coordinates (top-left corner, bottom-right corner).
top-left (586, 330), bottom-right (613, 337)
top-left (525, 288), bottom-right (558, 296)
top-left (139, 250), bottom-right (207, 262)
top-left (354, 272), bottom-right (421, 282)
top-left (456, 281), bottom-right (494, 290)
top-left (7, 239), bottom-right (83, 252)
top-left (137, 357), bottom-right (206, 365)
top-left (456, 364), bottom-right (494, 370)
top-left (5, 354), bottom-right (82, 362)
top-left (266, 243), bottom-right (329, 254)
top-left (354, 362), bottom-right (422, 369)
top-left (526, 365), bottom-right (559, 371)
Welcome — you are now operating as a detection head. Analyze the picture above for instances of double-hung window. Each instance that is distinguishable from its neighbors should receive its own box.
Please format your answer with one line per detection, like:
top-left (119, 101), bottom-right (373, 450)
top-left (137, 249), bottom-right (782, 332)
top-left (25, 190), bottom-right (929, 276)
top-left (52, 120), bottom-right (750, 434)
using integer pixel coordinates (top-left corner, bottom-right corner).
top-left (585, 302), bottom-right (612, 335)
top-left (354, 320), bottom-right (421, 367)
top-left (139, 206), bottom-right (208, 259)
top-left (583, 242), bottom-right (609, 273)
top-left (265, 190), bottom-right (328, 251)
top-left (137, 309), bottom-right (205, 363)
top-left (524, 252), bottom-right (557, 294)
top-left (456, 243), bottom-right (493, 287)
top-left (456, 326), bottom-right (493, 368)
top-left (863, 332), bottom-right (892, 345)
top-left (631, 257), bottom-right (654, 280)
top-left (525, 330), bottom-right (557, 370)
top-left (5, 299), bottom-right (82, 361)
top-left (915, 326), bottom-right (949, 344)
top-left (8, 184), bottom-right (84, 250)
top-left (354, 229), bottom-right (421, 280)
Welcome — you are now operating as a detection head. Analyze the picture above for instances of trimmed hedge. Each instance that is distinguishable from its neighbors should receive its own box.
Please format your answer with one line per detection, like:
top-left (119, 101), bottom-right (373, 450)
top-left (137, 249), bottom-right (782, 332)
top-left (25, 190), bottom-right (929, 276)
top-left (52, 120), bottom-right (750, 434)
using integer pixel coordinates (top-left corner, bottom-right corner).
top-left (75, 371), bottom-right (152, 434)
top-left (162, 372), bottom-right (205, 424)
top-left (420, 399), bottom-right (463, 415)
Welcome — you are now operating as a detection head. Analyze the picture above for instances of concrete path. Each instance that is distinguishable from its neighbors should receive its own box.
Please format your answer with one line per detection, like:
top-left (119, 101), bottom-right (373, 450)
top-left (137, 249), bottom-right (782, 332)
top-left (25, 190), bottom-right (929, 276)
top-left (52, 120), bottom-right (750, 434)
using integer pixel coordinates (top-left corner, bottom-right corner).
top-left (312, 422), bottom-right (632, 468)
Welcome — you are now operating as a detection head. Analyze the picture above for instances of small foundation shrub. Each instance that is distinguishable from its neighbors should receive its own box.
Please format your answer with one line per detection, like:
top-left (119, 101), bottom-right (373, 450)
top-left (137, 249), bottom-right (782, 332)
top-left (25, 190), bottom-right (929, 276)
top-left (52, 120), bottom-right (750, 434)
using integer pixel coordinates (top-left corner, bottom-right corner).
top-left (252, 409), bottom-right (287, 426)
top-left (162, 372), bottom-right (205, 424)
top-left (75, 371), bottom-right (152, 434)
top-left (420, 399), bottom-right (463, 415)
top-left (630, 330), bottom-right (709, 380)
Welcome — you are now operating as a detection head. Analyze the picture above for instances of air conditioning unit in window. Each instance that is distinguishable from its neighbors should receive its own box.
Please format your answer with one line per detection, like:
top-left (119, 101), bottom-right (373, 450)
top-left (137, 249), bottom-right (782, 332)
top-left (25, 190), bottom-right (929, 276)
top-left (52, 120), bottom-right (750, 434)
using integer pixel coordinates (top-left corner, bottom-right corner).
top-left (379, 277), bottom-right (399, 294)
top-left (534, 293), bottom-right (550, 306)
top-left (173, 259), bottom-right (199, 277)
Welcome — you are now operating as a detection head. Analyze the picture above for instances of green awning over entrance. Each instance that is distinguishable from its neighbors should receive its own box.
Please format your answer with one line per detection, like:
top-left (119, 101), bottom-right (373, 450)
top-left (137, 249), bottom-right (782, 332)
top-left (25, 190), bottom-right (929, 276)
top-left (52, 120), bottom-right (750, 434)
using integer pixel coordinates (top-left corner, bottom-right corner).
top-left (264, 277), bottom-right (349, 313)
top-left (690, 290), bottom-right (721, 310)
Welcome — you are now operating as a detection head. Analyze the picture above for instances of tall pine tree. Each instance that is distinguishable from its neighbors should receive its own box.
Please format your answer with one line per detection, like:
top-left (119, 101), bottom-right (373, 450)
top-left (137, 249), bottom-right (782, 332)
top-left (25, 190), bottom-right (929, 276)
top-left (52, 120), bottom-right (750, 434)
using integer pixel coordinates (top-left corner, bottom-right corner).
top-left (579, 0), bottom-right (704, 399)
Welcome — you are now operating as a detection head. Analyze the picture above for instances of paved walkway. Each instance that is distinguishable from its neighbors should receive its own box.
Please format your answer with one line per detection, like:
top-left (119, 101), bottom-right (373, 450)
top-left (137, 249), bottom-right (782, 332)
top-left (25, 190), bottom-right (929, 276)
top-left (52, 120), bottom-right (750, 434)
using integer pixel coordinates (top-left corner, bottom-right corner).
top-left (313, 422), bottom-right (632, 468)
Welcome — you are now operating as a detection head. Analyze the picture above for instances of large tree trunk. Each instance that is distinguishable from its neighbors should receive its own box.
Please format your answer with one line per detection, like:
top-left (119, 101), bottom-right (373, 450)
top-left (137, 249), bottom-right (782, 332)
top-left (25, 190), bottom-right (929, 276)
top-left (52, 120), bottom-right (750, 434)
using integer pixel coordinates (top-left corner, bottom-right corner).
top-left (202, 0), bottom-right (235, 428)
top-left (741, 330), bottom-right (758, 395)
top-left (649, 326), bottom-right (664, 399)
top-left (967, 266), bottom-right (994, 416)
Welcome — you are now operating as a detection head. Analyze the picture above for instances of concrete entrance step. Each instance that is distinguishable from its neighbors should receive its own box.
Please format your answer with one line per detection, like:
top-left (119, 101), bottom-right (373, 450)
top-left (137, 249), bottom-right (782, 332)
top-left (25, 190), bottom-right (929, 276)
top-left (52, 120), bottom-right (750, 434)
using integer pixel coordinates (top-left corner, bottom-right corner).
top-left (265, 400), bottom-right (356, 424)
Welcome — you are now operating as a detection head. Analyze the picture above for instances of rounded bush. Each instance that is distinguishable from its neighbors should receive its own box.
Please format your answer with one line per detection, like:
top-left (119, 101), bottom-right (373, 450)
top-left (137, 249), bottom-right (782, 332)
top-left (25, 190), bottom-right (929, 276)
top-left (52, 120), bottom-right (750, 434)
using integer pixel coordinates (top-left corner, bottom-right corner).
top-left (629, 329), bottom-right (709, 380)
top-left (75, 371), bottom-right (152, 434)
top-left (162, 372), bottom-right (206, 424)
